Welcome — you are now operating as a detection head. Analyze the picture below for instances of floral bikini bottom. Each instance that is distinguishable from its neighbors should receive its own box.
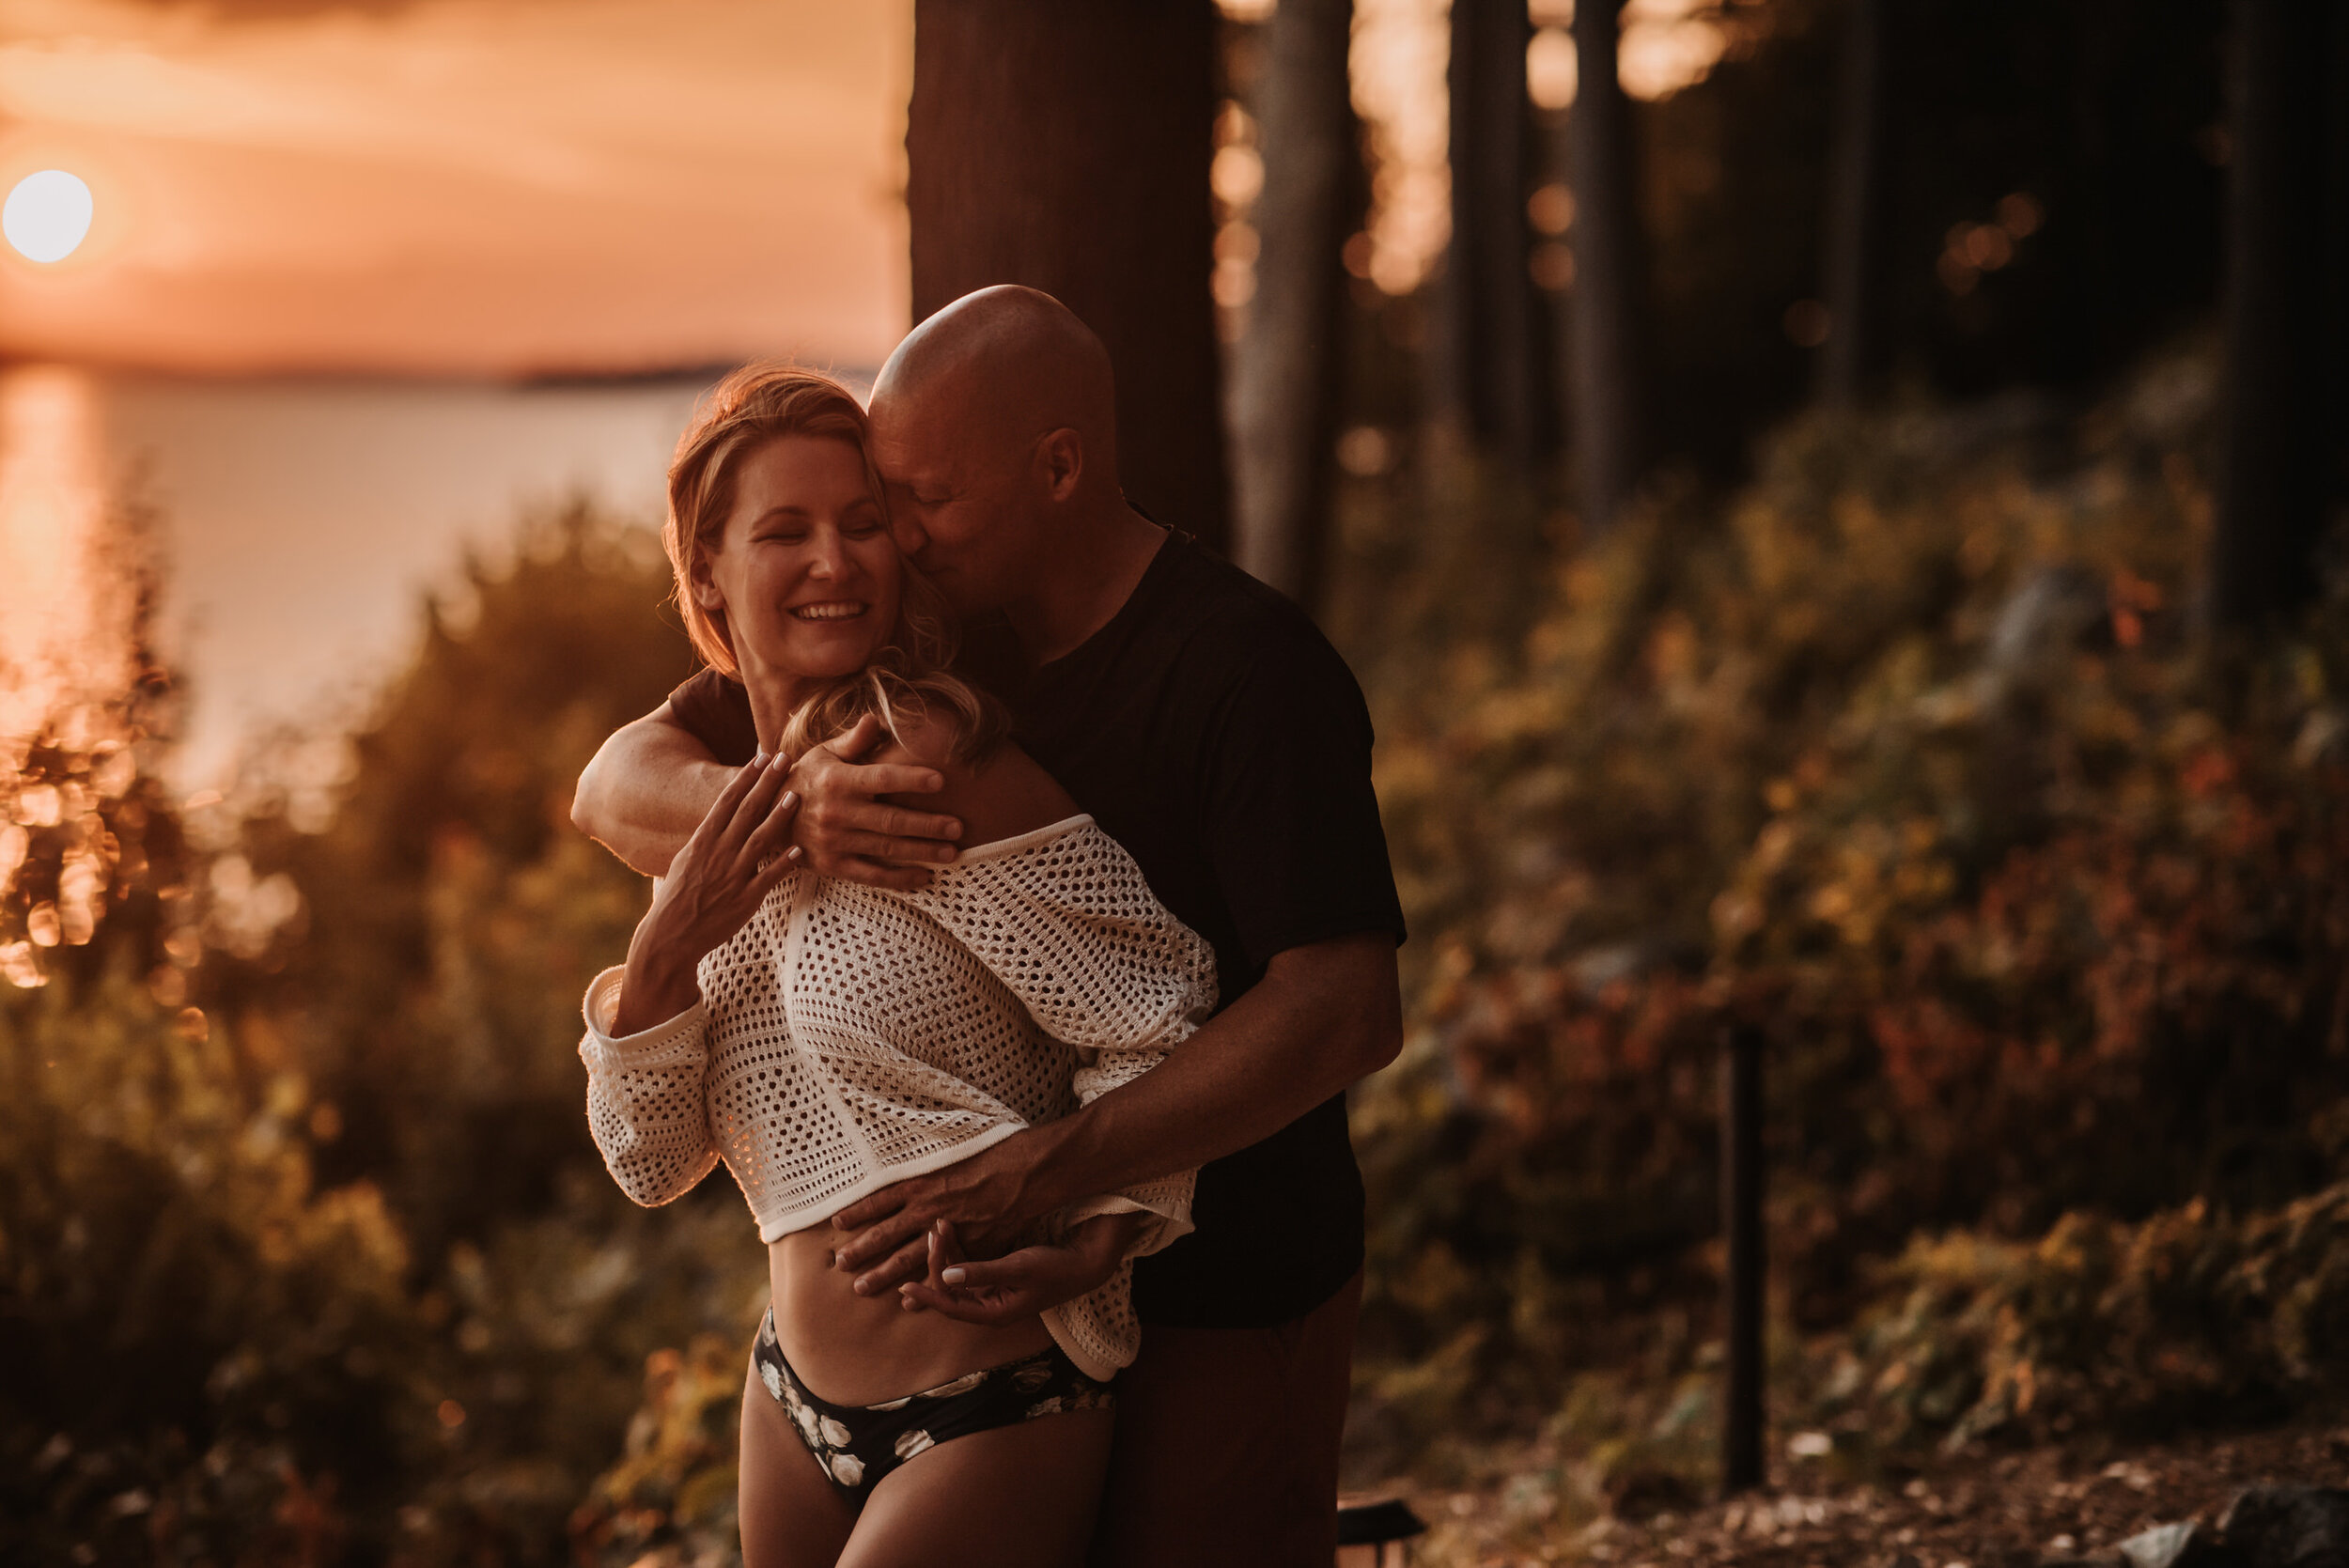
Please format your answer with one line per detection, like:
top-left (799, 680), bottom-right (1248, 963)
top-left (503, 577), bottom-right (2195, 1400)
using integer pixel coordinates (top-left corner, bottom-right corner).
top-left (751, 1306), bottom-right (1113, 1510)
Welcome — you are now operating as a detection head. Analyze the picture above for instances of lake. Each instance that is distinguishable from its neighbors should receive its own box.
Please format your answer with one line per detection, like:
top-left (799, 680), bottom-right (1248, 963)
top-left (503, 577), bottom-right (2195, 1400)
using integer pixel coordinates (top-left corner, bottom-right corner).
top-left (0, 364), bottom-right (802, 786)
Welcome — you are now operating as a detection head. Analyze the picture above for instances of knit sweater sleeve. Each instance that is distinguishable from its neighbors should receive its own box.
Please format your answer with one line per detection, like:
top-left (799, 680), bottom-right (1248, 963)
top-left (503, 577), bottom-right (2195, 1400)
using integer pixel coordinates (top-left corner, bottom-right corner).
top-left (578, 965), bottom-right (721, 1209)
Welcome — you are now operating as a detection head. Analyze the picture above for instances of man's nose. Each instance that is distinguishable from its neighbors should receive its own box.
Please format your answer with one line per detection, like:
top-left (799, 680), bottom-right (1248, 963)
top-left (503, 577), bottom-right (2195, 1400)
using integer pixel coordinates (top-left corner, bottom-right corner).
top-left (891, 510), bottom-right (929, 557)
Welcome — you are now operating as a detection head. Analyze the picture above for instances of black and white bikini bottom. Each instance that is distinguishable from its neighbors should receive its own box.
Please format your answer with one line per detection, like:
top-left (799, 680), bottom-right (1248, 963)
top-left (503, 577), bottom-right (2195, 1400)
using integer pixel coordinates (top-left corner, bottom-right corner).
top-left (750, 1306), bottom-right (1113, 1510)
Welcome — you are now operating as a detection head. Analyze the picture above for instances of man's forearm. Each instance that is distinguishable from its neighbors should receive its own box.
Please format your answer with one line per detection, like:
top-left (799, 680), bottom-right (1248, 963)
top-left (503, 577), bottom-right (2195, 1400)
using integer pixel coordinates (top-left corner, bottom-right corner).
top-left (1020, 933), bottom-right (1402, 1217)
top-left (571, 712), bottom-right (733, 877)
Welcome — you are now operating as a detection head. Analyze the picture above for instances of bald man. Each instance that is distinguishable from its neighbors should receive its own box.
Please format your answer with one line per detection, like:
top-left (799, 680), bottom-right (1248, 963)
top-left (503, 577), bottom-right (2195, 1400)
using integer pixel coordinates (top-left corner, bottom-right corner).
top-left (572, 287), bottom-right (1404, 1566)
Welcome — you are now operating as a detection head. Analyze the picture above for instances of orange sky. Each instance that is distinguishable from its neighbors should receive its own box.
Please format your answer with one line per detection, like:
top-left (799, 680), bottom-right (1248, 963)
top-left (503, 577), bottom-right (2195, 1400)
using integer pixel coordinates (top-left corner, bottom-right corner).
top-left (0, 0), bottom-right (912, 376)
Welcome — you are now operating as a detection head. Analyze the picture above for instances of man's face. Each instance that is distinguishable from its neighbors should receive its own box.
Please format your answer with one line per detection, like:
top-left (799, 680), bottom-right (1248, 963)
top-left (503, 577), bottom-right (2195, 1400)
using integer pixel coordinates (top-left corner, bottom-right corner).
top-left (868, 380), bottom-right (1038, 618)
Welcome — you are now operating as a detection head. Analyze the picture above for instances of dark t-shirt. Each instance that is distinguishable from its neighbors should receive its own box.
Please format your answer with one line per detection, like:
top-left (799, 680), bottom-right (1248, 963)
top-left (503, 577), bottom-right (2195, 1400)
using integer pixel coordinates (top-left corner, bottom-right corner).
top-left (666, 532), bottom-right (1406, 1328)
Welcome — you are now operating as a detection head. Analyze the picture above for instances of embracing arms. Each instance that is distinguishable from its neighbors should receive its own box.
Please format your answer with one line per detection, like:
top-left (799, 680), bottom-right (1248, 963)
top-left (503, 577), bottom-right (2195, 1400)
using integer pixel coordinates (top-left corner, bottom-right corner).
top-left (571, 705), bottom-right (968, 884)
top-left (840, 929), bottom-right (1403, 1300)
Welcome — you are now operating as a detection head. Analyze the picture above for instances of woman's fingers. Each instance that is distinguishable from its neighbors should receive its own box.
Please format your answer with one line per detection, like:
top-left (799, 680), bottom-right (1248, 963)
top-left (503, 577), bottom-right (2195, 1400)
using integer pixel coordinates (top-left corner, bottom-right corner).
top-left (713, 753), bottom-right (792, 861)
top-left (690, 750), bottom-right (770, 845)
top-left (740, 787), bottom-right (802, 867)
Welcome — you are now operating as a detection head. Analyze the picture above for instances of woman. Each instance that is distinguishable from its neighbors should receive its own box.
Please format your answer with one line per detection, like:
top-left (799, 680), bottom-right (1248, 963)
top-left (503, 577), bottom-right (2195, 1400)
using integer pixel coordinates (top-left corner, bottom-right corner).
top-left (577, 365), bottom-right (1215, 1567)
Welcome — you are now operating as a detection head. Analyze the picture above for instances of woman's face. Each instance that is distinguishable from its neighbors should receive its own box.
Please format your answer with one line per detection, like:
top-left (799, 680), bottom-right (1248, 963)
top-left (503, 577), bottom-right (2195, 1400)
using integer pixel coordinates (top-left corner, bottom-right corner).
top-left (694, 434), bottom-right (900, 690)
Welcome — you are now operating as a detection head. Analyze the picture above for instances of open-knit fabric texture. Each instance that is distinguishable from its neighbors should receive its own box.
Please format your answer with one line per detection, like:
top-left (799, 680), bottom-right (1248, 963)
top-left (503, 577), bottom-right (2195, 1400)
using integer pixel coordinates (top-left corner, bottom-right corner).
top-left (580, 815), bottom-right (1217, 1380)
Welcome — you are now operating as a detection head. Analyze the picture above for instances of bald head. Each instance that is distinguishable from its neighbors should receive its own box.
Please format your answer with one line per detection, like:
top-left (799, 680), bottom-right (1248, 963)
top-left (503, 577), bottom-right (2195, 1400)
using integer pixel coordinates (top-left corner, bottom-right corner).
top-left (873, 286), bottom-right (1120, 491)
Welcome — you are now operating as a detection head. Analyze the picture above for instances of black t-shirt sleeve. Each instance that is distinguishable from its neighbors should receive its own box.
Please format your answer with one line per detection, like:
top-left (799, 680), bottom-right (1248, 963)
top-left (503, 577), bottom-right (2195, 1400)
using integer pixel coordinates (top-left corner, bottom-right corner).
top-left (667, 667), bottom-right (761, 767)
top-left (1197, 622), bottom-right (1407, 970)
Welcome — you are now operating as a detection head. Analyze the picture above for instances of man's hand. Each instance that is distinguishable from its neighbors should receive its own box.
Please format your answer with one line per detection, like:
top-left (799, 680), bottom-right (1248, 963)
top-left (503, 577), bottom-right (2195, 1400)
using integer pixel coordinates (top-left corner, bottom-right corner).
top-left (831, 1130), bottom-right (1053, 1296)
top-left (894, 1213), bottom-right (1140, 1326)
top-left (791, 715), bottom-right (964, 891)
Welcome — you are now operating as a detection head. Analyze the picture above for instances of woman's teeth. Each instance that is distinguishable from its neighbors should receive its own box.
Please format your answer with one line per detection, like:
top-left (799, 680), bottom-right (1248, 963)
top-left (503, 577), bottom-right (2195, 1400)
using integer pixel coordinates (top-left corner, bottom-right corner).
top-left (791, 601), bottom-right (866, 622)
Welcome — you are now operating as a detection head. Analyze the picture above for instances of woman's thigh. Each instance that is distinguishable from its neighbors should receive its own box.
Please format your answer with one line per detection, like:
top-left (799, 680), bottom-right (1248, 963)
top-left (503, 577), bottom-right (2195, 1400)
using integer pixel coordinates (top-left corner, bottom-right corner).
top-left (839, 1407), bottom-right (1115, 1568)
top-left (739, 1368), bottom-right (857, 1568)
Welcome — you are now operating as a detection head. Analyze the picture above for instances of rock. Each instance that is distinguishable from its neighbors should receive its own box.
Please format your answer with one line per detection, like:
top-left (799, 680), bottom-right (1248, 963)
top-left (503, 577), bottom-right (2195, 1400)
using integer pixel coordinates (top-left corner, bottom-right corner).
top-left (2114, 1521), bottom-right (2232, 1568)
top-left (2217, 1486), bottom-right (2349, 1568)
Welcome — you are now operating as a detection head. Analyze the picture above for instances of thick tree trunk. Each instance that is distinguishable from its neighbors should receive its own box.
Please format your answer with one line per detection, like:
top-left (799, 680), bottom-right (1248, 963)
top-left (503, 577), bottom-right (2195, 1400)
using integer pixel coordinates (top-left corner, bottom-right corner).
top-left (1436, 0), bottom-right (1549, 473)
top-left (2208, 0), bottom-right (2330, 634)
top-left (1229, 0), bottom-right (1356, 606)
top-left (1818, 0), bottom-right (1891, 409)
top-left (907, 0), bottom-right (1230, 553)
top-left (1566, 0), bottom-right (1652, 535)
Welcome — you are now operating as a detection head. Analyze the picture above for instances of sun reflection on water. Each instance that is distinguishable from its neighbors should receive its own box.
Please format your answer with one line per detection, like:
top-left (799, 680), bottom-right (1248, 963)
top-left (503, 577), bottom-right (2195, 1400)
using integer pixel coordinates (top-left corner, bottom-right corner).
top-left (0, 365), bottom-right (126, 743)
top-left (0, 365), bottom-right (147, 985)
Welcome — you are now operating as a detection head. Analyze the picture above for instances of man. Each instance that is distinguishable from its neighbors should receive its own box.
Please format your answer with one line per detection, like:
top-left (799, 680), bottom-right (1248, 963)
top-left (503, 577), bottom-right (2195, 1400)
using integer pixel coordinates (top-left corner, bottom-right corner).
top-left (571, 286), bottom-right (1403, 1566)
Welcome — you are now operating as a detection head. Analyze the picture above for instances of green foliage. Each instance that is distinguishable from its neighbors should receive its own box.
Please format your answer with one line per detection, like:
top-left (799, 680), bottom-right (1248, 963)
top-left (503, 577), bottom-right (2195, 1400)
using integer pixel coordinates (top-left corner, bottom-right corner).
top-left (2, 506), bottom-right (771, 1563)
top-left (0, 972), bottom-right (428, 1564)
top-left (1817, 1180), bottom-right (2349, 1452)
top-left (1340, 346), bottom-right (2349, 1454)
top-left (569, 1335), bottom-right (748, 1568)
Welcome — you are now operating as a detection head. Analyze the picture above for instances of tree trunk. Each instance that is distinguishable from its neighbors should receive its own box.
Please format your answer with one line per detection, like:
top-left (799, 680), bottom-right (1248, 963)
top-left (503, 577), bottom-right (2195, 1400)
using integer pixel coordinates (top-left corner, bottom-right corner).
top-left (907, 0), bottom-right (1230, 553)
top-left (2321, 3), bottom-right (2349, 520)
top-left (2208, 0), bottom-right (2330, 634)
top-left (1229, 0), bottom-right (1356, 606)
top-left (1818, 0), bottom-right (1892, 409)
top-left (1566, 0), bottom-right (1652, 535)
top-left (1436, 0), bottom-right (1549, 473)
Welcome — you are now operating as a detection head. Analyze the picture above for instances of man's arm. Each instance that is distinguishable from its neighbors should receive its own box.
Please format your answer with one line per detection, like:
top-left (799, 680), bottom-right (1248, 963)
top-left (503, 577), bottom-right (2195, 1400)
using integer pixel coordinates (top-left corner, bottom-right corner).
top-left (573, 707), bottom-right (966, 883)
top-left (571, 704), bottom-right (736, 878)
top-left (832, 929), bottom-right (1403, 1293)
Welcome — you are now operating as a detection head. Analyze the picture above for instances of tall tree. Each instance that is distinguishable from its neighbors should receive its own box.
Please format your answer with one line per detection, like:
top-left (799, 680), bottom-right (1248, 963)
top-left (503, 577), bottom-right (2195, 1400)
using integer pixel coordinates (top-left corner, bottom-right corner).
top-left (1566, 0), bottom-right (1653, 534)
top-left (1228, 0), bottom-right (1358, 607)
top-left (1818, 0), bottom-right (1893, 409)
top-left (906, 0), bottom-right (1230, 552)
top-left (2208, 0), bottom-right (2331, 634)
top-left (1437, 0), bottom-right (1550, 474)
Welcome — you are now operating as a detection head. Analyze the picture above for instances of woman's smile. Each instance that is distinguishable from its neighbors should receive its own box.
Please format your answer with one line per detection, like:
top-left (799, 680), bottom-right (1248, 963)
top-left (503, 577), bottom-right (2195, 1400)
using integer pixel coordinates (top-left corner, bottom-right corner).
top-left (791, 599), bottom-right (870, 622)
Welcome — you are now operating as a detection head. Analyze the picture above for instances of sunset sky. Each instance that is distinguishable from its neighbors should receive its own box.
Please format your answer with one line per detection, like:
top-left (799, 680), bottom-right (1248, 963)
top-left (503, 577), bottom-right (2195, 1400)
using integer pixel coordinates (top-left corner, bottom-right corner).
top-left (0, 0), bottom-right (913, 376)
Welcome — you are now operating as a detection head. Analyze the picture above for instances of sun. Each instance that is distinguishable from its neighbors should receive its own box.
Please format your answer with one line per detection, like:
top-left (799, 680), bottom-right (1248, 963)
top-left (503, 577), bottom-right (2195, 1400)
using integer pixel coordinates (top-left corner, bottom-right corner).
top-left (5, 171), bottom-right (95, 264)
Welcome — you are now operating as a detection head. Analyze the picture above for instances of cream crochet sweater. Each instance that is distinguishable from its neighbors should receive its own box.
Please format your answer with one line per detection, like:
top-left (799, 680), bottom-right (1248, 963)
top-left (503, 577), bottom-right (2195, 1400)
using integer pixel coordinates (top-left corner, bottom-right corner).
top-left (579, 815), bottom-right (1217, 1381)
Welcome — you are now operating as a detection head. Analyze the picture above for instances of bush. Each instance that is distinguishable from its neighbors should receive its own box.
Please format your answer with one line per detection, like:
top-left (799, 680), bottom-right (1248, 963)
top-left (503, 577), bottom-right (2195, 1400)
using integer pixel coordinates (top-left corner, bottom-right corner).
top-left (1340, 346), bottom-right (2349, 1451)
top-left (1816, 1180), bottom-right (2349, 1452)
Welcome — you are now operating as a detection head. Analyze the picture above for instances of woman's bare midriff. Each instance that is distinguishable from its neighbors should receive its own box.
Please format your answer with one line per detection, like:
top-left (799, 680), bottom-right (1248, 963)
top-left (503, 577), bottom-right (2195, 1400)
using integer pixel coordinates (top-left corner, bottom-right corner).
top-left (768, 1225), bottom-right (1053, 1408)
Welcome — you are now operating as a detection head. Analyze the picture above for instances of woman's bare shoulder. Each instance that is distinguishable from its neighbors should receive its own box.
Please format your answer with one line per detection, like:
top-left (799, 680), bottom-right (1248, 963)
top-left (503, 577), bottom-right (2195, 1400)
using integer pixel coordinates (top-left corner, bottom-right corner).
top-left (871, 706), bottom-right (1080, 849)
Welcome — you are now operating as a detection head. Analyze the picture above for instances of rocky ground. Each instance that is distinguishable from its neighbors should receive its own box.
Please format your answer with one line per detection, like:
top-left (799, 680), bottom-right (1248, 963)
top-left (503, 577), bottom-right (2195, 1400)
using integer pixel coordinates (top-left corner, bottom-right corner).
top-left (1353, 1419), bottom-right (2349, 1567)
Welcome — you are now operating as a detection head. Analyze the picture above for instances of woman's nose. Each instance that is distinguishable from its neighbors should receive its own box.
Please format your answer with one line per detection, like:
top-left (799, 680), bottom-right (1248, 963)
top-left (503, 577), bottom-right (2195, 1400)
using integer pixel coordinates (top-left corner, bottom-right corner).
top-left (806, 529), bottom-right (848, 579)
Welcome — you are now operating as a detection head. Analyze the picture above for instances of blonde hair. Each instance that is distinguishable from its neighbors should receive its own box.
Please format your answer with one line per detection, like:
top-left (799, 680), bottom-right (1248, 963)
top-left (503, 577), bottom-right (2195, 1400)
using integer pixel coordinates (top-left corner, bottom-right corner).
top-left (665, 364), bottom-right (1006, 765)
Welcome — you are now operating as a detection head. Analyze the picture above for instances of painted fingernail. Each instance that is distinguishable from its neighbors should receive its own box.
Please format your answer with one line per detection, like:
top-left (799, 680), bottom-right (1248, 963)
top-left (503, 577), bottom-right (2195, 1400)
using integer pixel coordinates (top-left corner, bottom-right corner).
top-left (752, 751), bottom-right (770, 768)
top-left (779, 791), bottom-right (799, 810)
top-left (941, 1266), bottom-right (967, 1286)
top-left (785, 846), bottom-right (803, 862)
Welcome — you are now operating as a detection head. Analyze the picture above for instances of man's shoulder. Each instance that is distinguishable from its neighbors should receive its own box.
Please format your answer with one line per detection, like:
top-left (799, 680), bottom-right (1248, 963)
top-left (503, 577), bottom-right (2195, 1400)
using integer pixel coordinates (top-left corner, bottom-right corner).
top-left (1148, 537), bottom-right (1357, 690)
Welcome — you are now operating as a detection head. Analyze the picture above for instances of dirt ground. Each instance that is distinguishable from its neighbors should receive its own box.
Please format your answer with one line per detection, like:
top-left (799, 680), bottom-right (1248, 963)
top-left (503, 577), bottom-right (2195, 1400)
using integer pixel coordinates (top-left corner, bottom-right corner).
top-left (1358, 1419), bottom-right (2349, 1567)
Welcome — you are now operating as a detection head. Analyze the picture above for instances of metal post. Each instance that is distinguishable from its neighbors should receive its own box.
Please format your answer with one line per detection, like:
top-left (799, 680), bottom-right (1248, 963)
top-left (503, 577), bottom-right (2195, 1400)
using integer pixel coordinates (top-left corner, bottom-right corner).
top-left (1719, 1022), bottom-right (1765, 1495)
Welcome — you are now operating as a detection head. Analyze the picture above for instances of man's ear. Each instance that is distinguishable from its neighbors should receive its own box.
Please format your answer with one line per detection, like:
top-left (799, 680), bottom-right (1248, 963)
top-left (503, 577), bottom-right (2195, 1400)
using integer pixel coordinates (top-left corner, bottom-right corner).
top-left (1034, 427), bottom-right (1084, 503)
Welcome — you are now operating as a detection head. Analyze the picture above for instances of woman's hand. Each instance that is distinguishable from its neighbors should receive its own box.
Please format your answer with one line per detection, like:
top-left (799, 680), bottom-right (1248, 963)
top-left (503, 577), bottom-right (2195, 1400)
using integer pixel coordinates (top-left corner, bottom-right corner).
top-left (894, 1212), bottom-right (1144, 1326)
top-left (612, 751), bottom-right (802, 1036)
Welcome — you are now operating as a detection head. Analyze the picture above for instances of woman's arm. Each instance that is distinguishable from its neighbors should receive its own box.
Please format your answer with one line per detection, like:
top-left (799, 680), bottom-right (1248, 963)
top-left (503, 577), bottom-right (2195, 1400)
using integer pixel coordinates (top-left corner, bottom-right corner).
top-left (579, 751), bottom-right (802, 1211)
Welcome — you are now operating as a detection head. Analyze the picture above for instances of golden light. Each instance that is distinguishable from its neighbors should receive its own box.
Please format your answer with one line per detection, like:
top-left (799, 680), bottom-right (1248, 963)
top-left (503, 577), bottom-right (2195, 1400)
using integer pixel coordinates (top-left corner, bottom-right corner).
top-left (1528, 27), bottom-right (1579, 111)
top-left (4, 170), bottom-right (94, 263)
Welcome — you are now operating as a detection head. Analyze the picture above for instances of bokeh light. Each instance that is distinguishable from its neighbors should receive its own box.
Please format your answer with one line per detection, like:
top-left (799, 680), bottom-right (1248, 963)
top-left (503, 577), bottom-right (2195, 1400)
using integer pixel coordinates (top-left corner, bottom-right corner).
top-left (4, 170), bottom-right (94, 263)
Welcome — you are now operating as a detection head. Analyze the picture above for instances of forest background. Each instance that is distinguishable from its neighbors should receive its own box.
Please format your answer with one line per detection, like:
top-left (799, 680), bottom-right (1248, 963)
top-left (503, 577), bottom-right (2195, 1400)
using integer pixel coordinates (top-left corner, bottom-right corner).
top-left (4, 1), bottom-right (2348, 1565)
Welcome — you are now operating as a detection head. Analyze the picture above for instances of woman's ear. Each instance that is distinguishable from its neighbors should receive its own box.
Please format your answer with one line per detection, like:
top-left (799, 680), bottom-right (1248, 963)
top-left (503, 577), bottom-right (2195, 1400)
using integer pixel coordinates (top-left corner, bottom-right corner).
top-left (688, 549), bottom-right (726, 613)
